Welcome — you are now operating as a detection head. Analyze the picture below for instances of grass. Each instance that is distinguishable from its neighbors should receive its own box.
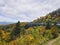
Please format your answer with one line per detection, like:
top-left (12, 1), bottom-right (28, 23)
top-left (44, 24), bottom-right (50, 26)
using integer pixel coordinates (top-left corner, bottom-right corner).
top-left (53, 35), bottom-right (60, 45)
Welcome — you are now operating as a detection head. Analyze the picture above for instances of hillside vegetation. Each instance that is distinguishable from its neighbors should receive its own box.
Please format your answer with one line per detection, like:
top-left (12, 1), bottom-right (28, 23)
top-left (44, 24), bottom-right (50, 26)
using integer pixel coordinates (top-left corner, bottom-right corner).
top-left (53, 35), bottom-right (60, 45)
top-left (33, 9), bottom-right (60, 24)
top-left (0, 9), bottom-right (60, 45)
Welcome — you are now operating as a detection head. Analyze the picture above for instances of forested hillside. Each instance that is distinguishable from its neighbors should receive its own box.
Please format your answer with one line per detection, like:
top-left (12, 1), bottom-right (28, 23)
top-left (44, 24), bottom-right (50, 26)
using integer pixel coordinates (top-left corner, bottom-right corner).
top-left (33, 9), bottom-right (60, 24)
top-left (0, 9), bottom-right (60, 45)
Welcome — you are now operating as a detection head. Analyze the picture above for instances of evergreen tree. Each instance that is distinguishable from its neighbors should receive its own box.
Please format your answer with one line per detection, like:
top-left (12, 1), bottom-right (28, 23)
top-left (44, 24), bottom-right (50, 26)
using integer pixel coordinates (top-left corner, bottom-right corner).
top-left (45, 15), bottom-right (52, 29)
top-left (10, 21), bottom-right (21, 40)
top-left (13, 21), bottom-right (20, 36)
top-left (46, 21), bottom-right (51, 29)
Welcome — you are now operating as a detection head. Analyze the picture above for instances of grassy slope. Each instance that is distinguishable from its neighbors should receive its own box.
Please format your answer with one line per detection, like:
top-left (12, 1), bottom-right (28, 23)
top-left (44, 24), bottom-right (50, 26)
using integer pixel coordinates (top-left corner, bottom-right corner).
top-left (52, 35), bottom-right (60, 45)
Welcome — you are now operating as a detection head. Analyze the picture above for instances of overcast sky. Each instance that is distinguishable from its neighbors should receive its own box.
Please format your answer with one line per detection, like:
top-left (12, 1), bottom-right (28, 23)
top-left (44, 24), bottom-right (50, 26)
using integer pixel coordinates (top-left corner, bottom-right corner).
top-left (0, 0), bottom-right (60, 22)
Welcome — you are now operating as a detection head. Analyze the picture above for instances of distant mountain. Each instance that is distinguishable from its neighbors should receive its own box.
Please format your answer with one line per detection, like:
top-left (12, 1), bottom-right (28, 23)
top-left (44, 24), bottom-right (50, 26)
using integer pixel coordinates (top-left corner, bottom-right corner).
top-left (0, 22), bottom-right (14, 25)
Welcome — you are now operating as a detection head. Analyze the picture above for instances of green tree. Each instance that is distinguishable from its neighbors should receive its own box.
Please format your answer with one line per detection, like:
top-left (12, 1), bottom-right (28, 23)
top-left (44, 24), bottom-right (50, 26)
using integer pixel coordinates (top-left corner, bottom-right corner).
top-left (51, 26), bottom-right (59, 38)
top-left (10, 21), bottom-right (21, 40)
top-left (45, 20), bottom-right (51, 29)
top-left (45, 15), bottom-right (52, 29)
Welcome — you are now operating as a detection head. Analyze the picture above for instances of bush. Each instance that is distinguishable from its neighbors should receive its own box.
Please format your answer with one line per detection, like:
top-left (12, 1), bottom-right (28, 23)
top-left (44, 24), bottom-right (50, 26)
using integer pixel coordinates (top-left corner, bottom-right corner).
top-left (51, 26), bottom-right (59, 38)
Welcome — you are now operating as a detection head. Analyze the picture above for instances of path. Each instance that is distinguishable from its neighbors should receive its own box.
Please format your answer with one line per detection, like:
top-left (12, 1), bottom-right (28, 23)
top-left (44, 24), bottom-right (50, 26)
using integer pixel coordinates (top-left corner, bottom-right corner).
top-left (47, 36), bottom-right (60, 45)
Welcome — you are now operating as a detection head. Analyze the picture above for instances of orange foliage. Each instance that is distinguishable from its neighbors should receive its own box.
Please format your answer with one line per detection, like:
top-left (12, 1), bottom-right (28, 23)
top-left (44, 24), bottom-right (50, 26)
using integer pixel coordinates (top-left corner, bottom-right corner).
top-left (13, 40), bottom-right (17, 45)
top-left (0, 30), bottom-right (10, 40)
top-left (40, 26), bottom-right (45, 32)
top-left (0, 30), bottom-right (6, 39)
top-left (27, 27), bottom-right (34, 30)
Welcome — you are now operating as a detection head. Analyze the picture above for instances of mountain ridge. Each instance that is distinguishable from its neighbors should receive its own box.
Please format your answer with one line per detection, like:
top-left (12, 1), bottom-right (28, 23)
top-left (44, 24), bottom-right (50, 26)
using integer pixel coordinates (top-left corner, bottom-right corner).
top-left (0, 22), bottom-right (14, 25)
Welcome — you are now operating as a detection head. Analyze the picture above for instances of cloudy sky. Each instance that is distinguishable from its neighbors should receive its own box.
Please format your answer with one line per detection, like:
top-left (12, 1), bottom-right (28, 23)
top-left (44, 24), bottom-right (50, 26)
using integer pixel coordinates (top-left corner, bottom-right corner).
top-left (0, 0), bottom-right (60, 22)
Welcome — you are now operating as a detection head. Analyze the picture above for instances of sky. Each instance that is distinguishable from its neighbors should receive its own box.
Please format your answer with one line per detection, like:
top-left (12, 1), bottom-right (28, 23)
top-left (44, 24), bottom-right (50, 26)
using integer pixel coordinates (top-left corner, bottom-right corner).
top-left (0, 0), bottom-right (60, 22)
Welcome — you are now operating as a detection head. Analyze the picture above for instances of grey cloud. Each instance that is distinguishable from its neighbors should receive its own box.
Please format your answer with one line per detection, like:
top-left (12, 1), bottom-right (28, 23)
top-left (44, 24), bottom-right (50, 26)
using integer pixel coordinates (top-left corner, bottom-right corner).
top-left (0, 0), bottom-right (60, 22)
